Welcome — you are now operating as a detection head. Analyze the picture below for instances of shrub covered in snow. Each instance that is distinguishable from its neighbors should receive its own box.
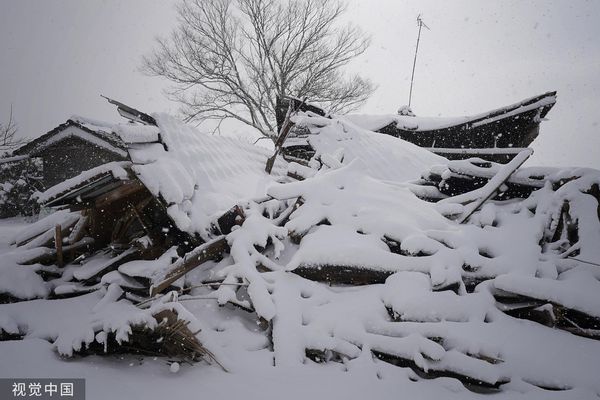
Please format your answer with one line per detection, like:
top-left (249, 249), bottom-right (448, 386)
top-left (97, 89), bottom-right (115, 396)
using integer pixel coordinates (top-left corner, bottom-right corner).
top-left (0, 156), bottom-right (44, 218)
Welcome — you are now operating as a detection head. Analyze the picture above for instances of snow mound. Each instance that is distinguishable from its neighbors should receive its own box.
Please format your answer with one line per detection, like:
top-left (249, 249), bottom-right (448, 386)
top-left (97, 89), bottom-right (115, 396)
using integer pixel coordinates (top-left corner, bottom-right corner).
top-left (114, 123), bottom-right (160, 144)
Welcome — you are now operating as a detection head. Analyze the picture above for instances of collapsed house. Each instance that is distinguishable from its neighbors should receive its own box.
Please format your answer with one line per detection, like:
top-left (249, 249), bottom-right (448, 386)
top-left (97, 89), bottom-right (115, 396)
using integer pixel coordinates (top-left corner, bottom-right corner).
top-left (1, 98), bottom-right (600, 396)
top-left (0, 92), bottom-right (556, 218)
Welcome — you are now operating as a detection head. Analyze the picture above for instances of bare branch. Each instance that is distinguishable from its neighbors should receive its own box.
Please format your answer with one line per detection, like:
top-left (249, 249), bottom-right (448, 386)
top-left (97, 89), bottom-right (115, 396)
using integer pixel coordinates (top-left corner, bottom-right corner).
top-left (0, 105), bottom-right (27, 153)
top-left (143, 0), bottom-right (374, 141)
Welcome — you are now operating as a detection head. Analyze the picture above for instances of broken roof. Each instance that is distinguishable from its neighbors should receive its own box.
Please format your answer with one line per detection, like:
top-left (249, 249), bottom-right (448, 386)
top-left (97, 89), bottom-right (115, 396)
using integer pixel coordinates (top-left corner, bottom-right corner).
top-left (123, 114), bottom-right (287, 237)
top-left (38, 113), bottom-right (288, 239)
top-left (277, 92), bottom-right (557, 164)
top-left (285, 113), bottom-right (446, 183)
top-left (342, 91), bottom-right (557, 133)
top-left (37, 161), bottom-right (132, 206)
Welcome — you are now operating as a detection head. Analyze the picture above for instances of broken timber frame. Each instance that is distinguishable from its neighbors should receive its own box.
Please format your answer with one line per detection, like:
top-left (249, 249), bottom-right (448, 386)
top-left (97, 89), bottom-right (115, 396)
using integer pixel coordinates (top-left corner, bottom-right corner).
top-left (265, 98), bottom-right (306, 174)
top-left (459, 149), bottom-right (533, 224)
top-left (149, 236), bottom-right (230, 297)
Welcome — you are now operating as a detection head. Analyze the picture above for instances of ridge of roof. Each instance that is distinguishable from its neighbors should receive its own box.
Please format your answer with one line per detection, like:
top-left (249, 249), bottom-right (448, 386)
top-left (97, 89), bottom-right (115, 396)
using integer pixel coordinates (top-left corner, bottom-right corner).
top-left (13, 118), bottom-right (127, 157)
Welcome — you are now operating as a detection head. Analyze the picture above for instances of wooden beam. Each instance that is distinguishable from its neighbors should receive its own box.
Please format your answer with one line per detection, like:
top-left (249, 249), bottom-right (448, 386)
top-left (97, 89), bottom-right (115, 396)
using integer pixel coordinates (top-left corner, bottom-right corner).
top-left (111, 197), bottom-right (153, 243)
top-left (293, 264), bottom-right (395, 286)
top-left (216, 205), bottom-right (245, 234)
top-left (150, 236), bottom-right (230, 297)
top-left (266, 99), bottom-right (305, 174)
top-left (94, 180), bottom-right (146, 209)
top-left (459, 149), bottom-right (533, 224)
top-left (18, 237), bottom-right (95, 265)
top-left (55, 224), bottom-right (63, 267)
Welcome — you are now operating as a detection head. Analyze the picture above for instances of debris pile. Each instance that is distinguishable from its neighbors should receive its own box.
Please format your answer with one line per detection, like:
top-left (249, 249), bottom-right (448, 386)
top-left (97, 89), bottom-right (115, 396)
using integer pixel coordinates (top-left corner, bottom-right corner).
top-left (1, 105), bottom-right (599, 396)
top-left (411, 155), bottom-right (600, 340)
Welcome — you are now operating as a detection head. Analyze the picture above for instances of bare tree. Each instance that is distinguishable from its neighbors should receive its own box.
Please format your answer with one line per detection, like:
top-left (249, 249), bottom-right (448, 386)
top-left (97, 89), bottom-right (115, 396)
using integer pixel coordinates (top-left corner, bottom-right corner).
top-left (0, 106), bottom-right (26, 153)
top-left (143, 0), bottom-right (375, 140)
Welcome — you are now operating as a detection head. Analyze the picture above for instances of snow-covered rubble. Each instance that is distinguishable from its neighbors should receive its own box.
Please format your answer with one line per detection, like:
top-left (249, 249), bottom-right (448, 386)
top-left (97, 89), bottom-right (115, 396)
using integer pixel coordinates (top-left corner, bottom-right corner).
top-left (1, 111), bottom-right (600, 399)
top-left (288, 113), bottom-right (445, 183)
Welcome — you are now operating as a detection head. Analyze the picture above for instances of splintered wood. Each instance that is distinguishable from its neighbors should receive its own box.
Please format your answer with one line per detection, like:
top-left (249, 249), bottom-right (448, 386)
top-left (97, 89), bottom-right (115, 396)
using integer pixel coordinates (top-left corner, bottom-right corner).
top-left (149, 237), bottom-right (229, 297)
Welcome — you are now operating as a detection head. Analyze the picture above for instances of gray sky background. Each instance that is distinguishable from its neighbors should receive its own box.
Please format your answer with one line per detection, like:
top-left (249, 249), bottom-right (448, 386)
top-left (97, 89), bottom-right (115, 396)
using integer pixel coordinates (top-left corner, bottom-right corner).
top-left (1, 0), bottom-right (599, 168)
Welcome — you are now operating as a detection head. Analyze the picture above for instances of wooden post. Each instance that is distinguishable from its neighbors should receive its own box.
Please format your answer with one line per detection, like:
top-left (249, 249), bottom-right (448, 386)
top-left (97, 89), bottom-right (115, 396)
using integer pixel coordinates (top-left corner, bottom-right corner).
top-left (55, 224), bottom-right (64, 267)
top-left (265, 98), bottom-right (306, 174)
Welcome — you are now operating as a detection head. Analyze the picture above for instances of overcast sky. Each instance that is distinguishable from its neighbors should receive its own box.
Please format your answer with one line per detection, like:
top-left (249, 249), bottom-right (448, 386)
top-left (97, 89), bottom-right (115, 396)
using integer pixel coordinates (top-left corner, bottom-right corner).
top-left (1, 0), bottom-right (599, 168)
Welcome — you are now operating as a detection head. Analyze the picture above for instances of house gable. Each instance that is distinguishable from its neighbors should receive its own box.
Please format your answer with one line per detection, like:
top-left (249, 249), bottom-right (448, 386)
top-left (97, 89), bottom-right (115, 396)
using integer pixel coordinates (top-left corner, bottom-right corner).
top-left (34, 134), bottom-right (129, 187)
top-left (15, 121), bottom-right (127, 158)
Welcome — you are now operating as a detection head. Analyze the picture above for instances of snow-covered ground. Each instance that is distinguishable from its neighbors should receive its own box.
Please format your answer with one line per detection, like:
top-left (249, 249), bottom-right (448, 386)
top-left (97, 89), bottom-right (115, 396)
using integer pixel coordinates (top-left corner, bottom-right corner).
top-left (1, 338), bottom-right (594, 400)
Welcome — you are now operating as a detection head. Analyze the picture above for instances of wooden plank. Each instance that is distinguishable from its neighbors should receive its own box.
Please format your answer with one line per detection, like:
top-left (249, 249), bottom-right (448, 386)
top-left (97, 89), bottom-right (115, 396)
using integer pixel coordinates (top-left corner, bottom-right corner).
top-left (150, 236), bottom-right (230, 297)
top-left (67, 214), bottom-right (89, 245)
top-left (293, 264), bottom-right (395, 286)
top-left (273, 198), bottom-right (303, 227)
top-left (80, 247), bottom-right (141, 283)
top-left (458, 149), bottom-right (532, 224)
top-left (372, 350), bottom-right (509, 391)
top-left (55, 224), bottom-right (63, 267)
top-left (266, 100), bottom-right (305, 174)
top-left (216, 205), bottom-right (245, 234)
top-left (18, 237), bottom-right (95, 265)
top-left (16, 216), bottom-right (80, 248)
top-left (94, 180), bottom-right (146, 209)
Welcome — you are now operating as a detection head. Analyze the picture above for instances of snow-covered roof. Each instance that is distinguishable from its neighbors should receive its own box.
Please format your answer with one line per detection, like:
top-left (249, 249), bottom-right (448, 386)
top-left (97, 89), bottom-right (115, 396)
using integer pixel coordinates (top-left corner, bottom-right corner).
top-left (343, 91), bottom-right (557, 133)
top-left (36, 110), bottom-right (447, 219)
top-left (114, 114), bottom-right (287, 238)
top-left (287, 113), bottom-right (446, 183)
top-left (36, 161), bottom-right (131, 205)
top-left (14, 117), bottom-right (128, 158)
top-left (33, 113), bottom-right (287, 237)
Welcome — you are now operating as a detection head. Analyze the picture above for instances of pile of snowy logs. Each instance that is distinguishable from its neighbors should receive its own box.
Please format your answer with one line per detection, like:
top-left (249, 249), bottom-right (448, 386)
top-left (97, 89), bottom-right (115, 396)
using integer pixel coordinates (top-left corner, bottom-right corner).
top-left (411, 155), bottom-right (600, 339)
top-left (2, 150), bottom-right (600, 393)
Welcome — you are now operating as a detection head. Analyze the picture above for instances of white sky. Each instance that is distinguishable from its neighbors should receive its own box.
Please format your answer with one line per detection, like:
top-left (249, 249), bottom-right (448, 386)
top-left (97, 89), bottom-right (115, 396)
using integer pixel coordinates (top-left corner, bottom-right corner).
top-left (1, 0), bottom-right (599, 168)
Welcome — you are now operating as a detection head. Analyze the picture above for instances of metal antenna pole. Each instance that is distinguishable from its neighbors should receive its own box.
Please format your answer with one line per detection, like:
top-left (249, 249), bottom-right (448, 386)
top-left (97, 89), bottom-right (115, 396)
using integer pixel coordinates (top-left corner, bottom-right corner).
top-left (408, 15), bottom-right (429, 108)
